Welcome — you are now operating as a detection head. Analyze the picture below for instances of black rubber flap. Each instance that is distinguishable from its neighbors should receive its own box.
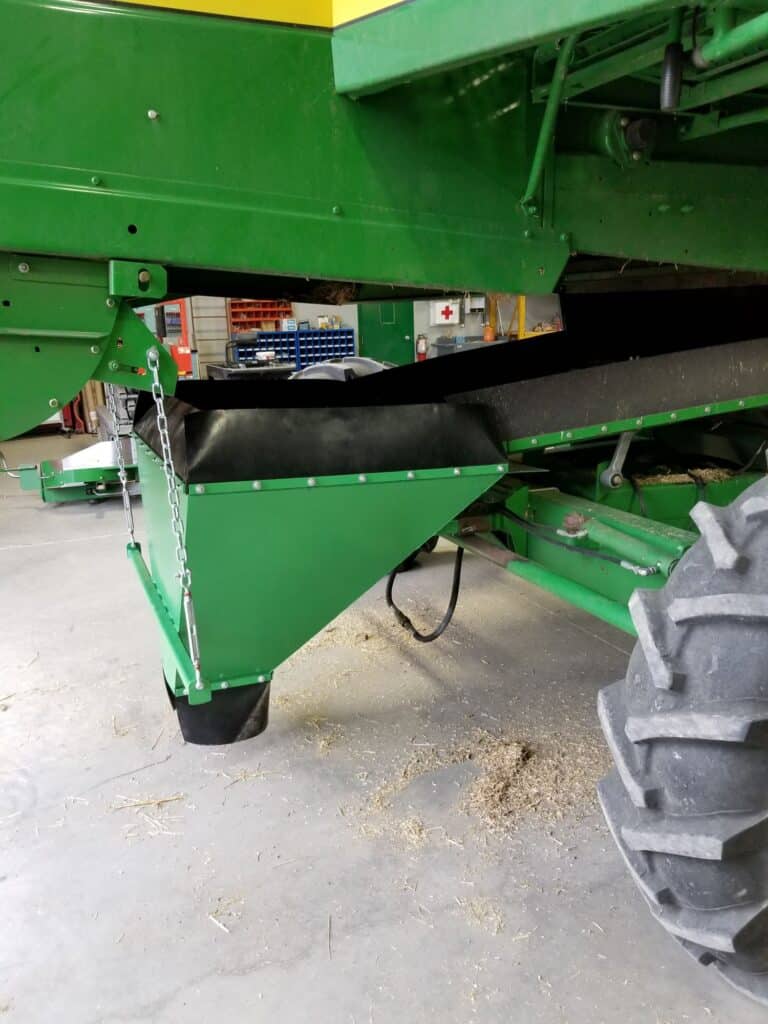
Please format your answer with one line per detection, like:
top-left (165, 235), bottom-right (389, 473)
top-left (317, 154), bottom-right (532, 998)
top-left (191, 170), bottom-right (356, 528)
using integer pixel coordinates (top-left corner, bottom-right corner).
top-left (172, 682), bottom-right (271, 745)
top-left (135, 400), bottom-right (504, 484)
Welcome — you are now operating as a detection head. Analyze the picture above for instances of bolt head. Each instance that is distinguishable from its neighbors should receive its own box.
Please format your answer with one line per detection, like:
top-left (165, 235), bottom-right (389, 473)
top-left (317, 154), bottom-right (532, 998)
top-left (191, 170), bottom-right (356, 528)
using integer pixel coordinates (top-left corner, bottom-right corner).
top-left (601, 425), bottom-right (608, 432)
top-left (631, 150), bottom-right (642, 162)
top-left (358, 474), bottom-right (367, 483)
top-left (220, 681), bottom-right (229, 689)
top-left (252, 480), bottom-right (262, 490)
top-left (138, 269), bottom-right (151, 284)
top-left (48, 398), bottom-right (59, 408)
top-left (496, 464), bottom-right (506, 473)
top-left (106, 297), bottom-right (116, 309)
top-left (620, 116), bottom-right (630, 128)
top-left (332, 205), bottom-right (342, 216)
top-left (523, 229), bottom-right (532, 240)
top-left (258, 675), bottom-right (266, 683)
top-left (90, 345), bottom-right (100, 355)
top-left (194, 681), bottom-right (204, 691)
top-left (17, 262), bottom-right (29, 274)
top-left (453, 467), bottom-right (461, 476)
top-left (530, 438), bottom-right (538, 446)
top-left (147, 109), bottom-right (159, 120)
top-left (91, 175), bottom-right (102, 186)
top-left (307, 477), bottom-right (316, 487)
top-left (195, 484), bottom-right (205, 494)
top-left (108, 360), bottom-right (119, 371)
top-left (407, 471), bottom-right (415, 480)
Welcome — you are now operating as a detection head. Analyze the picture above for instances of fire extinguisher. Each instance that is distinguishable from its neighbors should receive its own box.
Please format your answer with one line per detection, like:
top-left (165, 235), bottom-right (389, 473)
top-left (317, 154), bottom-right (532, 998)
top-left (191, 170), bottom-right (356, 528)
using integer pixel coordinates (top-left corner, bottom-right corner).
top-left (416, 334), bottom-right (428, 362)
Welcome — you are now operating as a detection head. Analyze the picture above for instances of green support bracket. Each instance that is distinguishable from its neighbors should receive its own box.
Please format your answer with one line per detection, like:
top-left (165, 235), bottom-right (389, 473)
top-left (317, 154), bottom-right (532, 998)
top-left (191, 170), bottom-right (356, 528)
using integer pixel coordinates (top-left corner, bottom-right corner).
top-left (108, 260), bottom-right (168, 301)
top-left (0, 253), bottom-right (176, 440)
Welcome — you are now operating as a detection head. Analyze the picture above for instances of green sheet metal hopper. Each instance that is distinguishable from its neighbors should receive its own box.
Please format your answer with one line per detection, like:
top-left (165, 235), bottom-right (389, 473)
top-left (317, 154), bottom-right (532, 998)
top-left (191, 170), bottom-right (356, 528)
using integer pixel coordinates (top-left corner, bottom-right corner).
top-left (130, 376), bottom-right (506, 743)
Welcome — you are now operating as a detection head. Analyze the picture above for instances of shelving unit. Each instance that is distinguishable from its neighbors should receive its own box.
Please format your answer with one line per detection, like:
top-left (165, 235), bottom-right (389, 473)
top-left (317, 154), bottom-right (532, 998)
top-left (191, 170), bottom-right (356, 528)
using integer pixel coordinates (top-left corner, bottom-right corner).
top-left (232, 328), bottom-right (355, 370)
top-left (228, 298), bottom-right (293, 333)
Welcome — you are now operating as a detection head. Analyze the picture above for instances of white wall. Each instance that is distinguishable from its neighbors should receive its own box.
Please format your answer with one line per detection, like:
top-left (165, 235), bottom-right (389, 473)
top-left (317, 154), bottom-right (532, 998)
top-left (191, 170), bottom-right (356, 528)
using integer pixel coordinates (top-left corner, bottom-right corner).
top-left (293, 303), bottom-right (359, 336)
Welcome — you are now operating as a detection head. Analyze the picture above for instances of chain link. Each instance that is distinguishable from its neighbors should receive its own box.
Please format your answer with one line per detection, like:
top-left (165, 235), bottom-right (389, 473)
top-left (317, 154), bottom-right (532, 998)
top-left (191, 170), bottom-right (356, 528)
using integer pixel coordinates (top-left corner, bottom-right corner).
top-left (105, 383), bottom-right (136, 545)
top-left (147, 348), bottom-right (205, 693)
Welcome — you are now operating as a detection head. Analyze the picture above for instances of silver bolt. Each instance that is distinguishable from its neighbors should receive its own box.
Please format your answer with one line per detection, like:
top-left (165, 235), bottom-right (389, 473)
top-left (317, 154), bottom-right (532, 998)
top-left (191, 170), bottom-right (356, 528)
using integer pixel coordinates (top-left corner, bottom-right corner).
top-left (631, 150), bottom-right (642, 162)
top-left (739, 400), bottom-right (745, 407)
top-left (106, 297), bottom-right (116, 309)
top-left (220, 681), bottom-right (229, 690)
top-left (147, 109), bottom-right (159, 120)
top-left (453, 467), bottom-right (461, 476)
top-left (496, 464), bottom-right (506, 473)
top-left (407, 471), bottom-right (415, 480)
top-left (565, 432), bottom-right (573, 439)
top-left (704, 406), bottom-right (712, 414)
top-left (17, 262), bottom-right (29, 274)
top-left (670, 412), bottom-right (677, 420)
top-left (531, 438), bottom-right (538, 446)
top-left (252, 481), bottom-right (262, 490)
top-left (620, 116), bottom-right (630, 128)
top-left (48, 398), bottom-right (59, 409)
top-left (90, 345), bottom-right (100, 355)
top-left (258, 674), bottom-right (266, 683)
top-left (138, 269), bottom-right (151, 285)
top-left (195, 681), bottom-right (204, 691)
top-left (307, 477), bottom-right (316, 488)
top-left (636, 419), bottom-right (643, 426)
top-left (601, 425), bottom-right (608, 433)
top-left (195, 484), bottom-right (205, 495)
top-left (358, 474), bottom-right (367, 483)
top-left (108, 360), bottom-right (119, 371)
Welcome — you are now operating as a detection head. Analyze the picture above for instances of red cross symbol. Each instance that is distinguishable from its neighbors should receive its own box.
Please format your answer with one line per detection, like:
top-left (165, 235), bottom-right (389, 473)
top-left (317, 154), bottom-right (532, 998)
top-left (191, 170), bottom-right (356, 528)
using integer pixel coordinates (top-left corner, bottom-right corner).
top-left (440, 305), bottom-right (454, 321)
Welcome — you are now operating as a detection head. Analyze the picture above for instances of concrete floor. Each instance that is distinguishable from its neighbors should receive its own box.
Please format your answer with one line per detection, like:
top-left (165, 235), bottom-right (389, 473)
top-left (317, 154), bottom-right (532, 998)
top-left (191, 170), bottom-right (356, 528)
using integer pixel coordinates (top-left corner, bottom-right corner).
top-left (1, 434), bottom-right (764, 1024)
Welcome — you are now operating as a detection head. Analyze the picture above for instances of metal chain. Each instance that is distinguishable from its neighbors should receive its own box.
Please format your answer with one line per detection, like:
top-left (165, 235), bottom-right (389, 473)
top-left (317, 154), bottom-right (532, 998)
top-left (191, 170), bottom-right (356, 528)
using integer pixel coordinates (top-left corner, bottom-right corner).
top-left (147, 347), bottom-right (205, 693)
top-left (105, 383), bottom-right (136, 545)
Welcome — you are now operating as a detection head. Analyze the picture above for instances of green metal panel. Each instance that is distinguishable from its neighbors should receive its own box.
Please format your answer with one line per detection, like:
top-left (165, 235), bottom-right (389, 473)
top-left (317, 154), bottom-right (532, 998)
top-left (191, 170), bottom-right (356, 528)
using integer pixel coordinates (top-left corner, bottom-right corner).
top-left (358, 301), bottom-right (415, 364)
top-left (136, 439), bottom-right (504, 703)
top-left (332, 0), bottom-right (676, 96)
top-left (0, 0), bottom-right (567, 295)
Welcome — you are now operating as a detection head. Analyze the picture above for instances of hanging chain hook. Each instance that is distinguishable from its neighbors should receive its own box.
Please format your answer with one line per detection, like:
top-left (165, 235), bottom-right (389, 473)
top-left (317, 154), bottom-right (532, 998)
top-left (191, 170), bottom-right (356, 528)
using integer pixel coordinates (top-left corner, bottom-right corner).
top-left (105, 382), bottom-right (136, 545)
top-left (147, 346), bottom-right (205, 694)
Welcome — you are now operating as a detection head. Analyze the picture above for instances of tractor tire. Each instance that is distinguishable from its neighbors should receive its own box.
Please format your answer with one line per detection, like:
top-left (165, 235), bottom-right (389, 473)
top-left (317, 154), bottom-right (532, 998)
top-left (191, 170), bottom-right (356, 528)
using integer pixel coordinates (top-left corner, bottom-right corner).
top-left (598, 477), bottom-right (768, 1005)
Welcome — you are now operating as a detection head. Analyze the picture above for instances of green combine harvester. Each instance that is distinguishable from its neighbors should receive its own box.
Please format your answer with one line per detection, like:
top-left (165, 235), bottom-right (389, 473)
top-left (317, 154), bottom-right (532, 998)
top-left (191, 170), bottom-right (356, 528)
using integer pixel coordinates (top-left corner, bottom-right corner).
top-left (4, 0), bottom-right (768, 1004)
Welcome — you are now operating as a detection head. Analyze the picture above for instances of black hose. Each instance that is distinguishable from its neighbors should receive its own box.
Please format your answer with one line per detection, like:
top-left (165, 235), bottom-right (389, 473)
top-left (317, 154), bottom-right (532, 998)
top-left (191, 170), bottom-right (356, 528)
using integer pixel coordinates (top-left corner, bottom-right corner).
top-left (660, 42), bottom-right (684, 110)
top-left (386, 546), bottom-right (464, 643)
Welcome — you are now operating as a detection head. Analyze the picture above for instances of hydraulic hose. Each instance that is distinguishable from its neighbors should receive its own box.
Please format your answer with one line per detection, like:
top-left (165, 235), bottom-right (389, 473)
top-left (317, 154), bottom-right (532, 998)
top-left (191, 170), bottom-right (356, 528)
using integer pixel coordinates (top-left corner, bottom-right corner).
top-left (386, 546), bottom-right (464, 643)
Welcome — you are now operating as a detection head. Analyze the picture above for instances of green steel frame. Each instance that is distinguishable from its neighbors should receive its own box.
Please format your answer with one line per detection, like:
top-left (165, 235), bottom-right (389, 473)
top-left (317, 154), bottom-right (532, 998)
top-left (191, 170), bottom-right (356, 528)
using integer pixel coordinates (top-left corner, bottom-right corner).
top-left (4, 0), bottom-right (768, 440)
top-left (17, 458), bottom-right (138, 504)
top-left (4, 0), bottom-right (768, 706)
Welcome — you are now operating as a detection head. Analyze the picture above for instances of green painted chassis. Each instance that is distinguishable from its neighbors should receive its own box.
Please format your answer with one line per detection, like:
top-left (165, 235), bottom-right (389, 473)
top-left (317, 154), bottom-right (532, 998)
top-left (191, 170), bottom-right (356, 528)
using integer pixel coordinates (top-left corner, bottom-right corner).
top-left (5, 0), bottom-right (768, 439)
top-left (18, 459), bottom-right (138, 504)
top-left (4, 0), bottom-right (768, 705)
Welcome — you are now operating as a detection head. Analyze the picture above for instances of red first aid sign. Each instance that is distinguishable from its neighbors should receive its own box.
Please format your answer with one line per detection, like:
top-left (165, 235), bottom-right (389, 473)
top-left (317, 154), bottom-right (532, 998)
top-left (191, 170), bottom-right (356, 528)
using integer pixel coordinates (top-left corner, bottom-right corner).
top-left (430, 299), bottom-right (461, 325)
